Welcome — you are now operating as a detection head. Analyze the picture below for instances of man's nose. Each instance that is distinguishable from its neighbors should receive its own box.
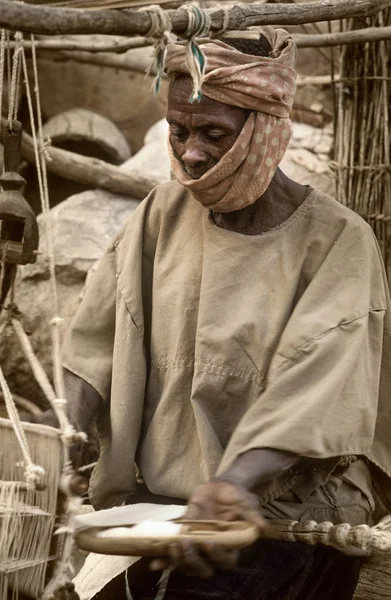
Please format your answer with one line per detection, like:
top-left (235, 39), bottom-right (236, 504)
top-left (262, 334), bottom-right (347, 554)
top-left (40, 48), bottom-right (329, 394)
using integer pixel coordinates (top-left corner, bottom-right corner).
top-left (181, 140), bottom-right (208, 167)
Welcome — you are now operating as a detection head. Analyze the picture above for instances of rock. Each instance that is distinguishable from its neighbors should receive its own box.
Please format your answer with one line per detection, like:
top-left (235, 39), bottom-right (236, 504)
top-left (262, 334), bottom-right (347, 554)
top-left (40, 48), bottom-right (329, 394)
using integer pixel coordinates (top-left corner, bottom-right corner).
top-left (280, 122), bottom-right (335, 197)
top-left (281, 149), bottom-right (335, 196)
top-left (144, 119), bottom-right (169, 146)
top-left (120, 139), bottom-right (171, 186)
top-left (0, 189), bottom-right (139, 407)
top-left (290, 122), bottom-right (333, 155)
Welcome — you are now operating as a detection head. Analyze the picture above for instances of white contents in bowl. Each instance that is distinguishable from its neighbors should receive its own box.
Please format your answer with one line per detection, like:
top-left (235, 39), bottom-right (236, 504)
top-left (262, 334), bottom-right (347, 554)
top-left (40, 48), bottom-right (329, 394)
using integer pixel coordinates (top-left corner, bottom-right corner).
top-left (97, 521), bottom-right (183, 539)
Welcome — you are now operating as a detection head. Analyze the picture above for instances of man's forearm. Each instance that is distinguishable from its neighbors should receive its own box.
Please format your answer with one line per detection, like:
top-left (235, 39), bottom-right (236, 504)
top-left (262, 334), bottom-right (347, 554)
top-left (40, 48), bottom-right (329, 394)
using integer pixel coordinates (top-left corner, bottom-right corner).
top-left (215, 448), bottom-right (299, 492)
top-left (64, 368), bottom-right (102, 432)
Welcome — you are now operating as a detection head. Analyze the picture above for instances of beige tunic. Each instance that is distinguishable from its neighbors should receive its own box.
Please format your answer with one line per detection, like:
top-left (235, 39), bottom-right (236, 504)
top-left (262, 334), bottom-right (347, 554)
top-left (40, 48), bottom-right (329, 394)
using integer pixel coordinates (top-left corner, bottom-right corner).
top-left (62, 181), bottom-right (391, 510)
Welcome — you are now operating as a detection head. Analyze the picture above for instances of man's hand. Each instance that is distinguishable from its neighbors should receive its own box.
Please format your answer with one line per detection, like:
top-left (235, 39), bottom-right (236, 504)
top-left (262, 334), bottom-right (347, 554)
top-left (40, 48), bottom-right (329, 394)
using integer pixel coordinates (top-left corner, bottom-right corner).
top-left (23, 408), bottom-right (59, 428)
top-left (150, 480), bottom-right (265, 578)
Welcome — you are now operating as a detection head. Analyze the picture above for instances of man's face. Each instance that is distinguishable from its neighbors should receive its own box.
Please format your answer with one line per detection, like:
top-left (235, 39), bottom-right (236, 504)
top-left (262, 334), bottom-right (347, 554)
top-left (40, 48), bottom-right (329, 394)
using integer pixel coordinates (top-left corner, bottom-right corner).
top-left (167, 75), bottom-right (249, 180)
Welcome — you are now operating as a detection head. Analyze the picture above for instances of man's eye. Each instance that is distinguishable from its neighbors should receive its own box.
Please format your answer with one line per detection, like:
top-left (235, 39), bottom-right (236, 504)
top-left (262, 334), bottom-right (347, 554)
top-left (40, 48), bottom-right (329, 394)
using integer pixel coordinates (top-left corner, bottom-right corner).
top-left (171, 128), bottom-right (187, 140)
top-left (207, 131), bottom-right (226, 140)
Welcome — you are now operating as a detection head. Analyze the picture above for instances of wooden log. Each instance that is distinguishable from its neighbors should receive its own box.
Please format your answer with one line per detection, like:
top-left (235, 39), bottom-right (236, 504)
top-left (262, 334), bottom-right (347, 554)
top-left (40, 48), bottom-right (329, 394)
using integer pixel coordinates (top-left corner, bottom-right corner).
top-left (0, 0), bottom-right (389, 37)
top-left (0, 116), bottom-right (160, 199)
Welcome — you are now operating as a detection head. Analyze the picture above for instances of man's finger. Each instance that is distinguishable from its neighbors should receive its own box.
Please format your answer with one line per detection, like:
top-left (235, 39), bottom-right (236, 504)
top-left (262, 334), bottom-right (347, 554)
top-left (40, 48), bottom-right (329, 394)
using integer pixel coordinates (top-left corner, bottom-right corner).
top-left (149, 558), bottom-right (170, 572)
top-left (169, 541), bottom-right (214, 578)
top-left (201, 543), bottom-right (239, 570)
top-left (238, 506), bottom-right (266, 532)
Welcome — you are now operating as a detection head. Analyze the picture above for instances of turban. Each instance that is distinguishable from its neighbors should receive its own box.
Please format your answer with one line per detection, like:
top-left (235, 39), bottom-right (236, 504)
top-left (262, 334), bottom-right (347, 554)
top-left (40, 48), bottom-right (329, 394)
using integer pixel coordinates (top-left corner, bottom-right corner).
top-left (165, 27), bottom-right (297, 213)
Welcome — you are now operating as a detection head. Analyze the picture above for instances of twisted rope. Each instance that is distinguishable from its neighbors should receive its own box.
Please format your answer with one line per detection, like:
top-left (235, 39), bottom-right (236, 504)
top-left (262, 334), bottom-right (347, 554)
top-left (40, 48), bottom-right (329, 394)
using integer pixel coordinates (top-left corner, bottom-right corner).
top-left (0, 29), bottom-right (6, 141)
top-left (8, 31), bottom-right (23, 129)
top-left (182, 3), bottom-right (211, 102)
top-left (0, 364), bottom-right (45, 489)
top-left (11, 317), bottom-right (87, 450)
top-left (142, 5), bottom-right (173, 95)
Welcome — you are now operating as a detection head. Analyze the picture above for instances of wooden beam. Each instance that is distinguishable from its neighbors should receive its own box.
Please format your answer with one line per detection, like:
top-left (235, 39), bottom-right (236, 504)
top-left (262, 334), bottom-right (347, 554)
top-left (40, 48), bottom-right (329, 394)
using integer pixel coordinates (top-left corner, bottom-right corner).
top-left (33, 47), bottom-right (156, 77)
top-left (295, 25), bottom-right (391, 47)
top-left (1, 117), bottom-right (160, 199)
top-left (14, 35), bottom-right (152, 53)
top-left (296, 74), bottom-right (339, 86)
top-left (39, 48), bottom-right (156, 75)
top-left (18, 23), bottom-right (391, 57)
top-left (0, 0), bottom-right (389, 37)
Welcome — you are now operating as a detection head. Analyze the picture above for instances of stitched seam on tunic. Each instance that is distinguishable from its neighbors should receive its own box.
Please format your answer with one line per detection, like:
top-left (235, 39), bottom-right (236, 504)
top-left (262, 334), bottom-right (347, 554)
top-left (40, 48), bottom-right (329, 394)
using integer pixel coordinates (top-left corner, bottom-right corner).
top-left (150, 355), bottom-right (265, 383)
top-left (274, 311), bottom-right (385, 369)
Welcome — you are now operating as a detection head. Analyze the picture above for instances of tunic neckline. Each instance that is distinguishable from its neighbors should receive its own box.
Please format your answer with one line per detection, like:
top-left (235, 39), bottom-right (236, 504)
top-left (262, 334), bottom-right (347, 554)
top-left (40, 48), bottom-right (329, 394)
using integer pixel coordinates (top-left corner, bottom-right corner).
top-left (205, 186), bottom-right (316, 240)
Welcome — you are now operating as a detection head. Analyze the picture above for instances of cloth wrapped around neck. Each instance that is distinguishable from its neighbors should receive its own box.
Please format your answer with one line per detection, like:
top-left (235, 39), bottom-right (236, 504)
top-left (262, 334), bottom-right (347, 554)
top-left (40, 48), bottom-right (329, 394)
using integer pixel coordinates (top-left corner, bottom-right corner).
top-left (165, 27), bottom-right (297, 213)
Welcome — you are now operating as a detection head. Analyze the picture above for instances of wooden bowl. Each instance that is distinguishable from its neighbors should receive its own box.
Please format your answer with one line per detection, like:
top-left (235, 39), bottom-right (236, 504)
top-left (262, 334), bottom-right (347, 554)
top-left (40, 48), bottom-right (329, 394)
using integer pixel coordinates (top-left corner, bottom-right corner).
top-left (75, 519), bottom-right (259, 556)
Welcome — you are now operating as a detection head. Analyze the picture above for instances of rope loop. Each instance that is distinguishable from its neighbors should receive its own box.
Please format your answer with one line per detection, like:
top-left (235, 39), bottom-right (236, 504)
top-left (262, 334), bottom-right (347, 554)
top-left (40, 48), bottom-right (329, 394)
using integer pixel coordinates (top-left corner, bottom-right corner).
top-left (24, 463), bottom-right (45, 489)
top-left (61, 423), bottom-right (88, 447)
top-left (184, 3), bottom-right (211, 39)
top-left (210, 7), bottom-right (230, 38)
top-left (143, 4), bottom-right (172, 39)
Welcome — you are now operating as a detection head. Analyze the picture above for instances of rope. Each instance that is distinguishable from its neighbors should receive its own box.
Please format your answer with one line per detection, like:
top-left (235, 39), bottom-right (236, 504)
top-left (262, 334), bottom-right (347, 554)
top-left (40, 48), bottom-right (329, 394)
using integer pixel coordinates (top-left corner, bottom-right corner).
top-left (11, 317), bottom-right (87, 449)
top-left (0, 29), bottom-right (6, 144)
top-left (210, 7), bottom-right (230, 37)
top-left (6, 30), bottom-right (11, 121)
top-left (21, 36), bottom-right (68, 403)
top-left (8, 32), bottom-right (23, 130)
top-left (42, 492), bottom-right (84, 600)
top-left (182, 3), bottom-right (211, 102)
top-left (141, 4), bottom-right (210, 101)
top-left (0, 364), bottom-right (45, 489)
top-left (0, 242), bottom-right (7, 303)
top-left (154, 568), bottom-right (173, 600)
top-left (141, 5), bottom-right (173, 95)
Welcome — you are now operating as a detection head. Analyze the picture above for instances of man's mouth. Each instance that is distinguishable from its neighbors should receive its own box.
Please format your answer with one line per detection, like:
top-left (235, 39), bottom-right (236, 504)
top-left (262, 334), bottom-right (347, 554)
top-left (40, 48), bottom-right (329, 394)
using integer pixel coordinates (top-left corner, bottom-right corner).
top-left (183, 165), bottom-right (209, 180)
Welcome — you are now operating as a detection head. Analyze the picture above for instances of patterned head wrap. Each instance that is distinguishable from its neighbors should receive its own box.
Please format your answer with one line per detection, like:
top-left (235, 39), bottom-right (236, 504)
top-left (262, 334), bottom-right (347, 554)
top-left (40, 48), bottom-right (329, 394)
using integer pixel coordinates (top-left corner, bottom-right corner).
top-left (165, 27), bottom-right (297, 213)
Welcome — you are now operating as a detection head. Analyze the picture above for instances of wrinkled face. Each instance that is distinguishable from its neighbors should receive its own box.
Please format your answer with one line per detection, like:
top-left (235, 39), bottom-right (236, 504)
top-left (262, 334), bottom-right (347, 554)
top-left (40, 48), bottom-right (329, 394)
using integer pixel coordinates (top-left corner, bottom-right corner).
top-left (167, 75), bottom-right (249, 180)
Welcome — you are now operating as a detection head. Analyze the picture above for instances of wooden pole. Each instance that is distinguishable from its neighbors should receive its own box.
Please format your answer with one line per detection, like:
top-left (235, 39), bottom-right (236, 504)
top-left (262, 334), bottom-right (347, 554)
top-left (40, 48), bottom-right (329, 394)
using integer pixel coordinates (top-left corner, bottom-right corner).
top-left (13, 35), bottom-right (152, 53)
top-left (294, 25), bottom-right (391, 47)
top-left (10, 25), bottom-right (391, 54)
top-left (0, 117), bottom-right (161, 199)
top-left (0, 0), bottom-right (389, 37)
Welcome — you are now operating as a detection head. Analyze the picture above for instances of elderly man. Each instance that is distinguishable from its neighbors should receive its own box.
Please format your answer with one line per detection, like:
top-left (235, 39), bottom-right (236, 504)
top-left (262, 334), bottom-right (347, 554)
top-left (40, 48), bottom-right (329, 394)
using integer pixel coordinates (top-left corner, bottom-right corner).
top-left (56, 27), bottom-right (391, 599)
